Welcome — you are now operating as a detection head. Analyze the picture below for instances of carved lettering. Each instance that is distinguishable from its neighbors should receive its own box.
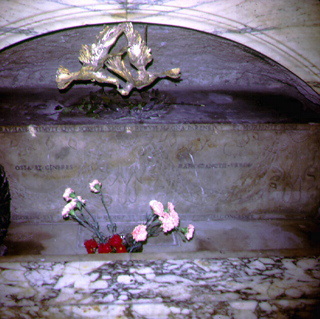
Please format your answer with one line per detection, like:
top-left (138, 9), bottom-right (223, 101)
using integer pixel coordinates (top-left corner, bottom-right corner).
top-left (44, 164), bottom-right (74, 171)
top-left (0, 123), bottom-right (317, 134)
top-left (15, 164), bottom-right (74, 171)
top-left (0, 126), bottom-right (28, 133)
top-left (178, 162), bottom-right (252, 169)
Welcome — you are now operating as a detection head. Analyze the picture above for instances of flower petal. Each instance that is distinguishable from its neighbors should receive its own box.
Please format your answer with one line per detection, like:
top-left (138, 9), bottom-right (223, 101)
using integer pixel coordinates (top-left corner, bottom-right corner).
top-left (89, 179), bottom-right (102, 193)
top-left (149, 200), bottom-right (165, 217)
top-left (132, 224), bottom-right (148, 242)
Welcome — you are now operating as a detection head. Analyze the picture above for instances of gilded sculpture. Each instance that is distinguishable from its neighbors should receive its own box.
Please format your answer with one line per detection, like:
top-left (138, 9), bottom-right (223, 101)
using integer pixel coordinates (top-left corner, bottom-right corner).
top-left (56, 22), bottom-right (181, 95)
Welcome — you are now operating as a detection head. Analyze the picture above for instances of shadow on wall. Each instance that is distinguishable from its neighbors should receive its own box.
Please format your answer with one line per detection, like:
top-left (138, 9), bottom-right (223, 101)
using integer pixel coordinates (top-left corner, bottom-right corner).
top-left (0, 165), bottom-right (11, 256)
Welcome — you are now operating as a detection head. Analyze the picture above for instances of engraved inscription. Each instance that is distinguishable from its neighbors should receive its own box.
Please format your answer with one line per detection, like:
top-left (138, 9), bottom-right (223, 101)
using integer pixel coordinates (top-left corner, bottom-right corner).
top-left (178, 162), bottom-right (253, 169)
top-left (15, 164), bottom-right (74, 171)
top-left (0, 123), bottom-right (316, 134)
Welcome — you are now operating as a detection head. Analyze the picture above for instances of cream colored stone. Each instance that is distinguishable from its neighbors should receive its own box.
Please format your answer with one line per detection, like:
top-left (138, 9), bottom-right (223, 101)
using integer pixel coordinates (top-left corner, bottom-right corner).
top-left (169, 306), bottom-right (181, 314)
top-left (250, 283), bottom-right (270, 296)
top-left (135, 267), bottom-right (154, 274)
top-left (72, 305), bottom-right (128, 319)
top-left (88, 280), bottom-right (109, 289)
top-left (230, 300), bottom-right (258, 310)
top-left (132, 303), bottom-right (171, 318)
top-left (259, 258), bottom-right (275, 264)
top-left (247, 260), bottom-right (266, 271)
top-left (267, 288), bottom-right (285, 299)
top-left (158, 284), bottom-right (192, 301)
top-left (259, 302), bottom-right (272, 312)
top-left (297, 258), bottom-right (318, 270)
top-left (1, 269), bottom-right (25, 282)
top-left (285, 288), bottom-right (303, 298)
top-left (117, 274), bottom-right (134, 284)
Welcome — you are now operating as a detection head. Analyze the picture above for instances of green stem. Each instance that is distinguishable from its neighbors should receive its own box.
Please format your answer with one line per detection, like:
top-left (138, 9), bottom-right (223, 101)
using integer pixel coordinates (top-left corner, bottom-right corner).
top-left (81, 204), bottom-right (100, 231)
top-left (79, 211), bottom-right (100, 235)
top-left (100, 192), bottom-right (117, 235)
top-left (175, 228), bottom-right (186, 242)
top-left (72, 213), bottom-right (104, 243)
top-left (146, 213), bottom-right (159, 227)
top-left (147, 225), bottom-right (162, 238)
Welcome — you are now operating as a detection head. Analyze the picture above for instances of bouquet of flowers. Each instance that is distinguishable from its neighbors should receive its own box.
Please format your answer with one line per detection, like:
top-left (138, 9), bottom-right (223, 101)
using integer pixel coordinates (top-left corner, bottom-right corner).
top-left (61, 180), bottom-right (195, 254)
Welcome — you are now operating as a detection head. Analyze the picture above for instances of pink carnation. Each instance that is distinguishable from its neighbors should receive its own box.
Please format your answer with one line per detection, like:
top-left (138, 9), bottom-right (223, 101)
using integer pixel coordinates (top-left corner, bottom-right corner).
top-left (77, 196), bottom-right (86, 205)
top-left (61, 199), bottom-right (77, 218)
top-left (185, 224), bottom-right (195, 240)
top-left (158, 202), bottom-right (180, 232)
top-left (63, 188), bottom-right (75, 202)
top-left (149, 200), bottom-right (165, 217)
top-left (167, 202), bottom-right (175, 213)
top-left (89, 179), bottom-right (102, 193)
top-left (167, 202), bottom-right (179, 228)
top-left (132, 224), bottom-right (148, 242)
top-left (159, 214), bottom-right (176, 232)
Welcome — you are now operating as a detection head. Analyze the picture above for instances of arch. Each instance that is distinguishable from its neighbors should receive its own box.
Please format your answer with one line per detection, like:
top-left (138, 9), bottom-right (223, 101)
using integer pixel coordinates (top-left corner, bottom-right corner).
top-left (0, 1), bottom-right (319, 96)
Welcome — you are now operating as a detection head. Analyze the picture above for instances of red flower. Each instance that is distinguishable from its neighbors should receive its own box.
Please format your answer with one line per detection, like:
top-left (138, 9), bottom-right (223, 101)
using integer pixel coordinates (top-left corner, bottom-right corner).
top-left (116, 244), bottom-right (127, 253)
top-left (108, 234), bottom-right (123, 248)
top-left (84, 239), bottom-right (98, 254)
top-left (98, 242), bottom-right (113, 253)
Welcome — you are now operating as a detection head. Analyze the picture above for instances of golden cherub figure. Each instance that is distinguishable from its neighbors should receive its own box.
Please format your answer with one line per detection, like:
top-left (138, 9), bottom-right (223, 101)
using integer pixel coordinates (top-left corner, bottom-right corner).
top-left (56, 22), bottom-right (181, 95)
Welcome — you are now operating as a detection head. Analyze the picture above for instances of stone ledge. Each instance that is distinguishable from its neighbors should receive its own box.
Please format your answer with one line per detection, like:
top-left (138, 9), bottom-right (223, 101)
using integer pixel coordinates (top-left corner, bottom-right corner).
top-left (0, 256), bottom-right (319, 318)
top-left (3, 219), bottom-right (319, 256)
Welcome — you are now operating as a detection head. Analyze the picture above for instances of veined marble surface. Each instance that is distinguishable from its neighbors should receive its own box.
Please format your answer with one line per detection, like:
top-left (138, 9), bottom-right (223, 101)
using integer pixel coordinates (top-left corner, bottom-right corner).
top-left (0, 255), bottom-right (319, 318)
top-left (0, 0), bottom-right (319, 95)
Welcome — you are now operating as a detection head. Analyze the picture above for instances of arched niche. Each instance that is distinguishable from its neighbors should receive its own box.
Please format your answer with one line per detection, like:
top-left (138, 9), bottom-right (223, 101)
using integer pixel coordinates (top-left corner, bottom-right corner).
top-left (0, 1), bottom-right (319, 96)
top-left (0, 23), bottom-right (319, 124)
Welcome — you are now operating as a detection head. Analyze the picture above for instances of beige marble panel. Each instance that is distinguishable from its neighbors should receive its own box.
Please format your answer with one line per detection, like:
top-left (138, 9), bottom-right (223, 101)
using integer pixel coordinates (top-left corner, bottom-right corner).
top-left (0, 1), bottom-right (319, 94)
top-left (1, 123), bottom-right (319, 224)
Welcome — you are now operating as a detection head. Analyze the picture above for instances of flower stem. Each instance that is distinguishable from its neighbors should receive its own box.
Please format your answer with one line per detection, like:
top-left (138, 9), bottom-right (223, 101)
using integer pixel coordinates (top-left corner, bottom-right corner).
top-left (175, 228), bottom-right (186, 242)
top-left (100, 192), bottom-right (117, 234)
top-left (146, 213), bottom-right (159, 227)
top-left (82, 204), bottom-right (100, 231)
top-left (72, 213), bottom-right (104, 243)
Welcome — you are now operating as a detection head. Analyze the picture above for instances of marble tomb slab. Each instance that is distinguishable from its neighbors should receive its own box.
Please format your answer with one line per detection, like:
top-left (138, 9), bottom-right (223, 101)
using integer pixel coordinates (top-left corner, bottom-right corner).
top-left (0, 123), bottom-right (319, 223)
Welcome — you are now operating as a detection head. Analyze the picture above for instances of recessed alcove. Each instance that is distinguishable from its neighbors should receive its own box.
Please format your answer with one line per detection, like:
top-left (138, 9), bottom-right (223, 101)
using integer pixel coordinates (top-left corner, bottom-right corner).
top-left (0, 23), bottom-right (319, 125)
top-left (0, 23), bottom-right (319, 259)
